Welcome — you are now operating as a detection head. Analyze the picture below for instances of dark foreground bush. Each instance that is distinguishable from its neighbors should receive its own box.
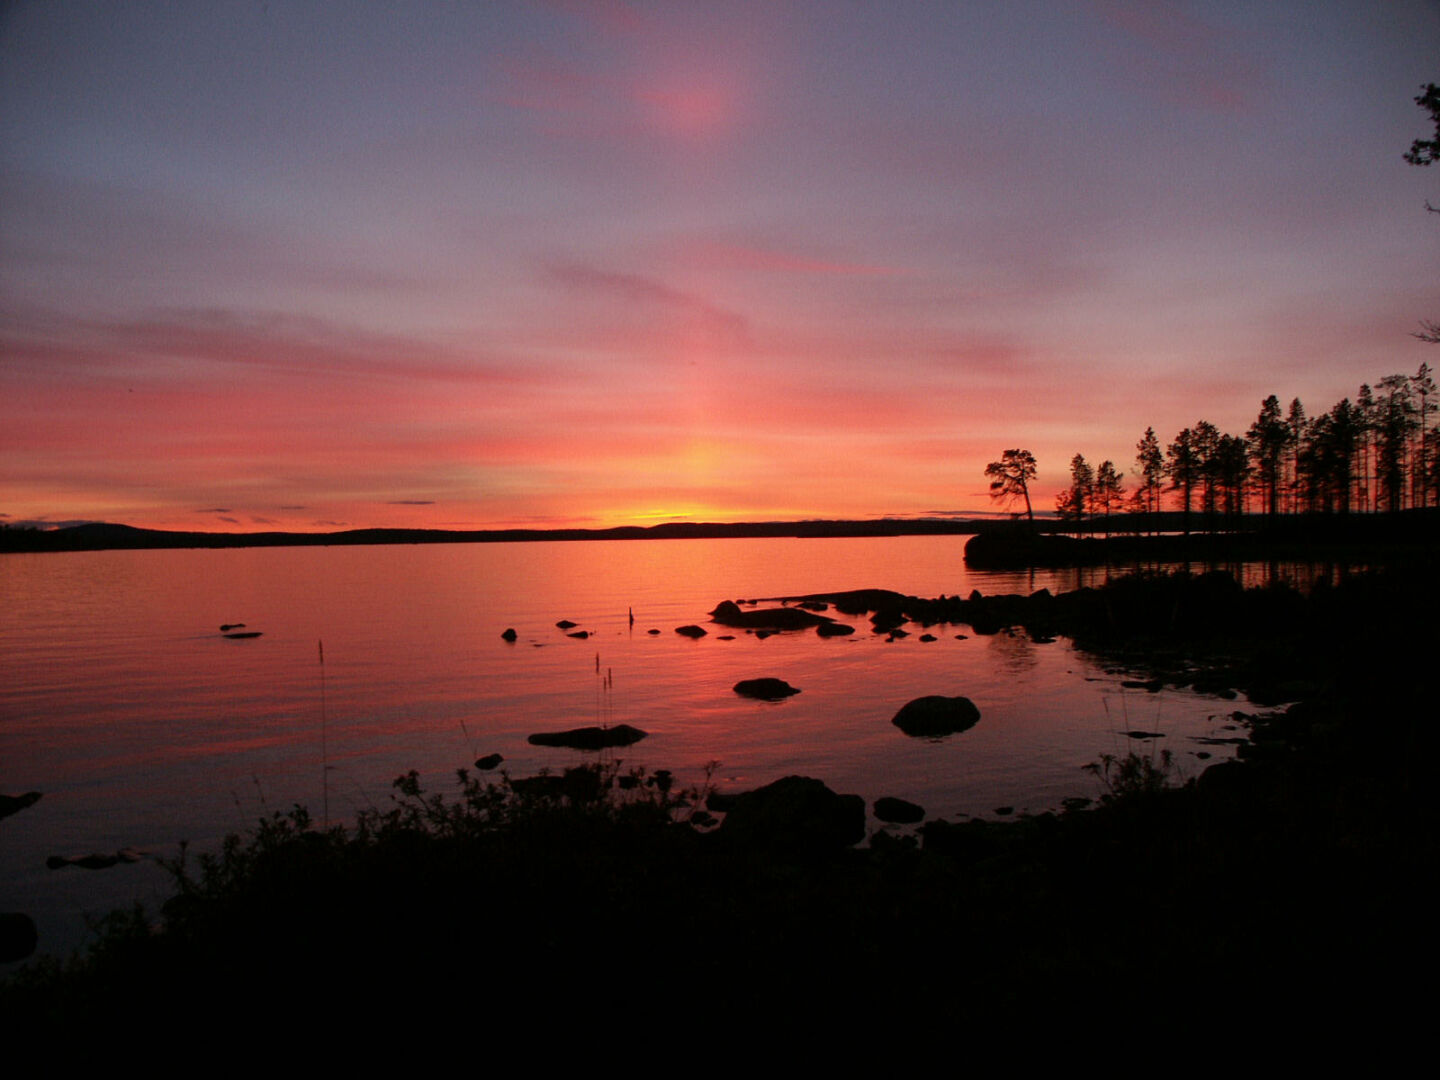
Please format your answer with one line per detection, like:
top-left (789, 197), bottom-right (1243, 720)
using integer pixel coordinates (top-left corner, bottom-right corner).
top-left (7, 737), bottom-right (1434, 1039)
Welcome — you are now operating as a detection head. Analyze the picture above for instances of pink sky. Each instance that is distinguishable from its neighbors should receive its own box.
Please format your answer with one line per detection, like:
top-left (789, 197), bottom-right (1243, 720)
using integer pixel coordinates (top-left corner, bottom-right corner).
top-left (2, 1), bottom-right (1438, 532)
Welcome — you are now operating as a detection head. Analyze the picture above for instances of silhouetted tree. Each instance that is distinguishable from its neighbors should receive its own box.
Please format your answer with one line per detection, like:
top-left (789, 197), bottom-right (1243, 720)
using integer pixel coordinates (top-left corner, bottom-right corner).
top-left (1064, 454), bottom-right (1094, 535)
top-left (1135, 427), bottom-right (1165, 526)
top-left (1095, 460), bottom-right (1123, 535)
top-left (985, 449), bottom-right (1037, 522)
top-left (1412, 362), bottom-right (1436, 506)
top-left (1166, 427), bottom-right (1199, 534)
top-left (1247, 395), bottom-right (1288, 519)
top-left (1404, 83), bottom-right (1440, 342)
top-left (1377, 375), bottom-right (1416, 511)
top-left (1313, 399), bottom-right (1362, 514)
top-left (1214, 434), bottom-right (1249, 521)
top-left (1406, 82), bottom-right (1440, 167)
top-left (1285, 398), bottom-right (1307, 513)
top-left (1357, 383), bottom-right (1377, 512)
top-left (1191, 420), bottom-right (1222, 526)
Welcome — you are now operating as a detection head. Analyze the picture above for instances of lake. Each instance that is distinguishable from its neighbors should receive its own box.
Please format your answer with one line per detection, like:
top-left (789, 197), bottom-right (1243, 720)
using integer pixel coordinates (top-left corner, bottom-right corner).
top-left (2, 534), bottom-right (1254, 960)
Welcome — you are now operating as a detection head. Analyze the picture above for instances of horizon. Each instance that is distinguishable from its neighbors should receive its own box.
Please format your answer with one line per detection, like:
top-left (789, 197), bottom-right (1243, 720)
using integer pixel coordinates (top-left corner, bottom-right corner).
top-left (3, 2), bottom-right (1438, 533)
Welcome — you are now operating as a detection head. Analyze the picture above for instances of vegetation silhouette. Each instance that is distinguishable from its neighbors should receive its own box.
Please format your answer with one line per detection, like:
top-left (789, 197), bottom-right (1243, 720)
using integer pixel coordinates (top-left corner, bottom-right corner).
top-left (984, 448), bottom-right (1038, 522)
top-left (1406, 80), bottom-right (1440, 344)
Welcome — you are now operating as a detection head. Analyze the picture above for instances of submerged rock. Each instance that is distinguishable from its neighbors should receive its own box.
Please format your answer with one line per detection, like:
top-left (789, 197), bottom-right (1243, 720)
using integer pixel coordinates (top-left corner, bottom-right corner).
top-left (891, 695), bottom-right (981, 738)
top-left (527, 724), bottom-right (648, 750)
top-left (733, 677), bottom-right (801, 700)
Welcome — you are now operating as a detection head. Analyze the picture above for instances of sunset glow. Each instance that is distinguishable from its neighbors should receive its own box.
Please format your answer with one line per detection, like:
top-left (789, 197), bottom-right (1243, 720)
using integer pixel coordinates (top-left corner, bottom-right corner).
top-left (2, 2), bottom-right (1437, 532)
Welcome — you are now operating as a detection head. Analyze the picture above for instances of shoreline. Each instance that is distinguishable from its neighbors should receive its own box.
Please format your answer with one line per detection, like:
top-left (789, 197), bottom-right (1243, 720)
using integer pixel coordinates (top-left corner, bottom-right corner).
top-left (5, 510), bottom-right (1435, 560)
top-left (4, 566), bottom-right (1434, 1030)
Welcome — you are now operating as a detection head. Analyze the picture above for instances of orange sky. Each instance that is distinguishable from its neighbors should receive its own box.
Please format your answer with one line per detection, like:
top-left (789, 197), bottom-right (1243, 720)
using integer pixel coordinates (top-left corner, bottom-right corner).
top-left (2, 2), bottom-right (1437, 532)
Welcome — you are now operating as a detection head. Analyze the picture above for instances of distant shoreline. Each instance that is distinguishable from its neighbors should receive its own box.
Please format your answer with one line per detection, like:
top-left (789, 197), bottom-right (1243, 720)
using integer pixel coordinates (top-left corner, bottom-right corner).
top-left (1, 518), bottom-right (988, 553)
top-left (3, 510), bottom-right (1434, 557)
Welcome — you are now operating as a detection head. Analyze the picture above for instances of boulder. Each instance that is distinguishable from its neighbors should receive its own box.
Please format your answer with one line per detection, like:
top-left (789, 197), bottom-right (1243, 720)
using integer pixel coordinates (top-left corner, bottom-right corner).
top-left (675, 625), bottom-right (707, 638)
top-left (891, 695), bottom-right (981, 738)
top-left (733, 677), bottom-right (801, 700)
top-left (710, 600), bottom-right (833, 631)
top-left (873, 796), bottom-right (925, 824)
top-left (815, 623), bottom-right (855, 638)
top-left (717, 775), bottom-right (865, 853)
top-left (555, 620), bottom-right (577, 629)
top-left (500, 627), bottom-right (517, 642)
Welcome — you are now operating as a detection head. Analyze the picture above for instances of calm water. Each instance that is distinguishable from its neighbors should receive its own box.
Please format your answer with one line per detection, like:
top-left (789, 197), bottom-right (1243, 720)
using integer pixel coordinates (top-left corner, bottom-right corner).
top-left (2, 535), bottom-right (1251, 960)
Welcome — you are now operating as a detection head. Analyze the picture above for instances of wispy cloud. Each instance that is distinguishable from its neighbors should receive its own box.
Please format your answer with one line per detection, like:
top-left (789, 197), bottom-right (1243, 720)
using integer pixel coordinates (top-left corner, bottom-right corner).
top-left (545, 261), bottom-right (751, 343)
top-left (686, 241), bottom-right (905, 277)
top-left (1091, 0), bottom-right (1267, 113)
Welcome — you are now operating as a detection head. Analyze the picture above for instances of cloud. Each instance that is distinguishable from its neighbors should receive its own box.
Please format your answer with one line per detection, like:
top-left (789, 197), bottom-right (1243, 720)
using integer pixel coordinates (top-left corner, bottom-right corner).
top-left (545, 261), bottom-right (751, 344)
top-left (4, 518), bottom-right (100, 530)
top-left (0, 304), bottom-right (544, 390)
top-left (686, 241), bottom-right (905, 277)
top-left (1091, 0), bottom-right (1267, 113)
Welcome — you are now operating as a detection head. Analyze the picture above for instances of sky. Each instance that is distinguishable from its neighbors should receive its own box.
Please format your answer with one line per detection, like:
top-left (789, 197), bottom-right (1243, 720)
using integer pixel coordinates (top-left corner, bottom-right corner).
top-left (2, 0), bottom-right (1438, 532)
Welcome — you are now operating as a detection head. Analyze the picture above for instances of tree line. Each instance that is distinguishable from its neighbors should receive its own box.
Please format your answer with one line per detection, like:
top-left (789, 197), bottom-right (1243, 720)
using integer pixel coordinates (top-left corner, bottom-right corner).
top-left (989, 363), bottom-right (1438, 533)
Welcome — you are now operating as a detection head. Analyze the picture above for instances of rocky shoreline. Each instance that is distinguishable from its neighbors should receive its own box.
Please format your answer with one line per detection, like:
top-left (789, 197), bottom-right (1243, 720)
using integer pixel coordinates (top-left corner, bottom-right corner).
top-left (3, 566), bottom-right (1434, 1034)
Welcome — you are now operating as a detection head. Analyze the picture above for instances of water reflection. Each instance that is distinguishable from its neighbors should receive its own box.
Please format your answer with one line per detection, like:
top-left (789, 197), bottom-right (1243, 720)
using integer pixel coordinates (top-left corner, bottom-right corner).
top-left (983, 627), bottom-right (1039, 676)
top-left (2, 534), bottom-right (1308, 960)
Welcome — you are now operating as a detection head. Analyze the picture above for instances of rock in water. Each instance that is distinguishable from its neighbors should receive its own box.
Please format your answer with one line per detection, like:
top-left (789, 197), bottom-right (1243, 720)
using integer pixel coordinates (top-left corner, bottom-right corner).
top-left (891, 695), bottom-right (981, 738)
top-left (527, 724), bottom-right (648, 750)
top-left (733, 677), bottom-right (801, 700)
top-left (873, 796), bottom-right (926, 824)
top-left (675, 625), bottom-right (707, 638)
top-left (500, 628), bottom-right (517, 642)
top-left (0, 791), bottom-right (41, 821)
top-left (474, 753), bottom-right (504, 770)
top-left (709, 600), bottom-right (834, 631)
